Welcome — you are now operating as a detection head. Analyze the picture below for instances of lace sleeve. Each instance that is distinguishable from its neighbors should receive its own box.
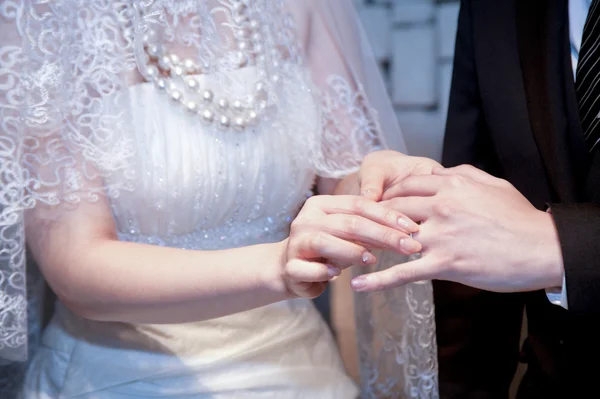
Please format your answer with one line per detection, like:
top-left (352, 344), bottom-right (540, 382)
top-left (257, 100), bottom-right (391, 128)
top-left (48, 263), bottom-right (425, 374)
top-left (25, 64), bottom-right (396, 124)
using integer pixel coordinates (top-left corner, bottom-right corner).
top-left (0, 2), bottom-right (137, 395)
top-left (300, 0), bottom-right (407, 179)
top-left (0, 4), bottom-right (47, 395)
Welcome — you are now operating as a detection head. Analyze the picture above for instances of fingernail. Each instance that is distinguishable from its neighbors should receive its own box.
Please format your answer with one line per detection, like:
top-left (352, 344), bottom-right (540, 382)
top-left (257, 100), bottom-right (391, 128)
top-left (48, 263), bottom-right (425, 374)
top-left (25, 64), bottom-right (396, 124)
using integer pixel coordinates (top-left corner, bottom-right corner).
top-left (361, 188), bottom-right (373, 197)
top-left (327, 265), bottom-right (341, 277)
top-left (400, 238), bottom-right (421, 253)
top-left (398, 217), bottom-right (419, 233)
top-left (362, 252), bottom-right (376, 264)
top-left (351, 276), bottom-right (368, 291)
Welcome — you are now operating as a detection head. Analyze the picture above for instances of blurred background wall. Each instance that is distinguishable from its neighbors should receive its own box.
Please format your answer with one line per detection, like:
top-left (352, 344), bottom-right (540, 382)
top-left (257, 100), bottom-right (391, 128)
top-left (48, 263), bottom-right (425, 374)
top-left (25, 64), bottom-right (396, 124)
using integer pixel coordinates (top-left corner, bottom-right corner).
top-left (354, 0), bottom-right (460, 161)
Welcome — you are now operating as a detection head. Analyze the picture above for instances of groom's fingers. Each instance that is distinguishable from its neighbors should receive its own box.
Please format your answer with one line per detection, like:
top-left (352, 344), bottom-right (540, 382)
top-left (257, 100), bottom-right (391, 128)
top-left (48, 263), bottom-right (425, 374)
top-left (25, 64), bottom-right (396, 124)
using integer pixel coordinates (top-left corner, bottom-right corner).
top-left (357, 164), bottom-right (386, 201)
top-left (381, 175), bottom-right (447, 200)
top-left (434, 164), bottom-right (504, 187)
top-left (350, 256), bottom-right (441, 292)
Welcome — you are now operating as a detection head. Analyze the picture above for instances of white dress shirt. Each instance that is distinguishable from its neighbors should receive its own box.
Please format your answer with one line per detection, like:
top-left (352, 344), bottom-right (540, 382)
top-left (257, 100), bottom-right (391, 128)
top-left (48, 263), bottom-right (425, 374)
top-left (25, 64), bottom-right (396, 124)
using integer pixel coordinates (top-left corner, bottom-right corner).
top-left (570, 0), bottom-right (593, 74)
top-left (545, 0), bottom-right (593, 309)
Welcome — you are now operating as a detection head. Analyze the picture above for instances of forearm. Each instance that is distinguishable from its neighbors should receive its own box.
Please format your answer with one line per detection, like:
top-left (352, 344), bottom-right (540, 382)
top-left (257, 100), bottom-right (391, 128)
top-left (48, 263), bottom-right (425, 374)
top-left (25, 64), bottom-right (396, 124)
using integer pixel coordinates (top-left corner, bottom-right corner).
top-left (33, 172), bottom-right (365, 325)
top-left (39, 237), bottom-right (290, 324)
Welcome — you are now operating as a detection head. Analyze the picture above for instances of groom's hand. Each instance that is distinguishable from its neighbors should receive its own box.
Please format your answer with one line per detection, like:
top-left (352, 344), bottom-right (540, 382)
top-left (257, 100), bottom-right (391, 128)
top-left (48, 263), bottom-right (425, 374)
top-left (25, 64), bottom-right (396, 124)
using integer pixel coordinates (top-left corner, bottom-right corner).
top-left (351, 165), bottom-right (565, 293)
top-left (358, 150), bottom-right (442, 201)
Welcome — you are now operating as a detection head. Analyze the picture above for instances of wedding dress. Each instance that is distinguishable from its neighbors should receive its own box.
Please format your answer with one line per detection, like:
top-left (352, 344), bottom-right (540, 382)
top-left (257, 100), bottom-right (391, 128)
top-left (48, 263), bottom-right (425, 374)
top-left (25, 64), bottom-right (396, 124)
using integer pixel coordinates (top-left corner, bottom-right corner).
top-left (22, 64), bottom-right (360, 398)
top-left (0, 1), bottom-right (438, 398)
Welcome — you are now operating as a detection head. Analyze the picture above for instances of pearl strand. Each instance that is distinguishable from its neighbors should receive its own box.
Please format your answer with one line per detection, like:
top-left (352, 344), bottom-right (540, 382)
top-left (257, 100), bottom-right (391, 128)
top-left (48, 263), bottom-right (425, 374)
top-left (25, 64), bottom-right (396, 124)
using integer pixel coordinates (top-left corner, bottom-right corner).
top-left (137, 0), bottom-right (278, 132)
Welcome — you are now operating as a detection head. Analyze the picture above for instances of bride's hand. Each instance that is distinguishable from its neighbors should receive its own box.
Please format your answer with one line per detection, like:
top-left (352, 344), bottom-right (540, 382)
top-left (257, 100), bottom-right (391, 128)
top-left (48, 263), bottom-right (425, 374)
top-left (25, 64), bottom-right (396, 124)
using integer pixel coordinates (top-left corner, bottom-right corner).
top-left (280, 195), bottom-right (421, 298)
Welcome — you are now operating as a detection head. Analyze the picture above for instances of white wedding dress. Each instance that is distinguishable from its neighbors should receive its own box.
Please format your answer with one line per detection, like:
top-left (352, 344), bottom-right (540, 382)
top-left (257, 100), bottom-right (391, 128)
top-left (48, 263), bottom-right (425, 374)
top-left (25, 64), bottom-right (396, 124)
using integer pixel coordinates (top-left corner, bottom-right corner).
top-left (23, 66), bottom-right (358, 398)
top-left (0, 1), bottom-right (439, 398)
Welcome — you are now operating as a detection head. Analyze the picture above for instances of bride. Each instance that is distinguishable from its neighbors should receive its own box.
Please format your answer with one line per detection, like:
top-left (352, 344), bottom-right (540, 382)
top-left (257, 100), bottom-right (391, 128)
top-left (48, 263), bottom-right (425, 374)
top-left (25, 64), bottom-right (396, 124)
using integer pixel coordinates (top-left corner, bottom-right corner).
top-left (0, 0), bottom-right (438, 397)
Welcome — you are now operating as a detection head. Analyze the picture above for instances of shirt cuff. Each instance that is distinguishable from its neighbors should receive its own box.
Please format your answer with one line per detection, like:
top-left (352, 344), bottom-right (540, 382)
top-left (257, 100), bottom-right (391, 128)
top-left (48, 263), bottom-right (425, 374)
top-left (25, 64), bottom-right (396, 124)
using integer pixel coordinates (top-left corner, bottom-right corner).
top-left (546, 276), bottom-right (568, 310)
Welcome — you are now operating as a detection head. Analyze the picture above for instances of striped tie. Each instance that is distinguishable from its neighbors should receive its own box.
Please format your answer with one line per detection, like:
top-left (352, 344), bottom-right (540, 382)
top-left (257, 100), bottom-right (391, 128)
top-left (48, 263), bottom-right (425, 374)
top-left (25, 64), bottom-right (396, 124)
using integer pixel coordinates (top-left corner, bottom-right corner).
top-left (576, 0), bottom-right (600, 153)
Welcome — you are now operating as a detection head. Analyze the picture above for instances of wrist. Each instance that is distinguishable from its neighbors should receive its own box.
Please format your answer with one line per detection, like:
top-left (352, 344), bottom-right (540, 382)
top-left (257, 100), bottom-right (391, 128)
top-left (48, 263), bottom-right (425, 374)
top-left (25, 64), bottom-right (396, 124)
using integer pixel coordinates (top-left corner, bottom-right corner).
top-left (262, 240), bottom-right (294, 300)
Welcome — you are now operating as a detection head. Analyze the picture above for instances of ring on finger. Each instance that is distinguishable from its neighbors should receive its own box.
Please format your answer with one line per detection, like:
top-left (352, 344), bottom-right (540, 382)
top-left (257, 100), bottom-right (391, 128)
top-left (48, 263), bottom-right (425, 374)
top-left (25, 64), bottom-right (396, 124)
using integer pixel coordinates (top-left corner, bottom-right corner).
top-left (408, 232), bottom-right (423, 260)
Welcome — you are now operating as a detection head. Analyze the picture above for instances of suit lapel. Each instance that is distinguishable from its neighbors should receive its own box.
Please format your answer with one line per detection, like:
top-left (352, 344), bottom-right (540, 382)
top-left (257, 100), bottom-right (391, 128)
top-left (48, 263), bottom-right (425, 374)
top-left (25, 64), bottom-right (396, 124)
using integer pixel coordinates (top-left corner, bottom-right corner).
top-left (516, 0), bottom-right (587, 202)
top-left (470, 0), bottom-right (550, 208)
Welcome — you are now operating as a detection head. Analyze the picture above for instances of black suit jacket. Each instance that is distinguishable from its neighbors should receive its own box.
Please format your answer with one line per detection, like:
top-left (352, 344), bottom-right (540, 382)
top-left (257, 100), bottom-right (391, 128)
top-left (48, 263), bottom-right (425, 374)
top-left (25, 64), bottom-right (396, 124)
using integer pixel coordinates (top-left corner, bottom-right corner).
top-left (438, 0), bottom-right (600, 397)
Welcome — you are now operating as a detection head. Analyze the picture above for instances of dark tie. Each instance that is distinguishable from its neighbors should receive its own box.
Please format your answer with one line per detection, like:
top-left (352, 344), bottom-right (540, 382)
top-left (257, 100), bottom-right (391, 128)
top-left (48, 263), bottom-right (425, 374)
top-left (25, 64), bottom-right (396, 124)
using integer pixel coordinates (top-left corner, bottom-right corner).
top-left (576, 0), bottom-right (600, 153)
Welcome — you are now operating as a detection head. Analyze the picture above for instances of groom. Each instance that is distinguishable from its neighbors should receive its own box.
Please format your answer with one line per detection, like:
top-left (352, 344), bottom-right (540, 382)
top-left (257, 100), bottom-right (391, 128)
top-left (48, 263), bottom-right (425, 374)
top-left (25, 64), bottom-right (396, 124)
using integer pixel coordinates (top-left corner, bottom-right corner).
top-left (354, 0), bottom-right (600, 397)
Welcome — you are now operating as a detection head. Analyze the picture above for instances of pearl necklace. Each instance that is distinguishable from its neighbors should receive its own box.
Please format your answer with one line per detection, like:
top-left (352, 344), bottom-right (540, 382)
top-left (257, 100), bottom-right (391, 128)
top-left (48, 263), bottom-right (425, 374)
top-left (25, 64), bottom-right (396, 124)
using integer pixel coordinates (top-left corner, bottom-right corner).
top-left (135, 0), bottom-right (280, 132)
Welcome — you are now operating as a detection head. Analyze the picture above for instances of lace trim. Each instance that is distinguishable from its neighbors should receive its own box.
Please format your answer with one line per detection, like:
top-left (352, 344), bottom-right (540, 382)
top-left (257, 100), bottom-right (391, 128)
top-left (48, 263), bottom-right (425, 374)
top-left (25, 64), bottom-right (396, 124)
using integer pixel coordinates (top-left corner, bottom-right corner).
top-left (355, 252), bottom-right (439, 398)
top-left (314, 74), bottom-right (383, 178)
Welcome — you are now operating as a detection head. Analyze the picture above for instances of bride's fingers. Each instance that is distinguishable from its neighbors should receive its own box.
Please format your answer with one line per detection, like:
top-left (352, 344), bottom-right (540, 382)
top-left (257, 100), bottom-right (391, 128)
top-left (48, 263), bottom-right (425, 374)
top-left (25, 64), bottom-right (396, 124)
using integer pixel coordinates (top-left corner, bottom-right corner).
top-left (289, 233), bottom-right (377, 270)
top-left (286, 259), bottom-right (340, 282)
top-left (286, 279), bottom-right (328, 299)
top-left (323, 214), bottom-right (422, 255)
top-left (317, 195), bottom-right (419, 234)
top-left (308, 234), bottom-right (377, 270)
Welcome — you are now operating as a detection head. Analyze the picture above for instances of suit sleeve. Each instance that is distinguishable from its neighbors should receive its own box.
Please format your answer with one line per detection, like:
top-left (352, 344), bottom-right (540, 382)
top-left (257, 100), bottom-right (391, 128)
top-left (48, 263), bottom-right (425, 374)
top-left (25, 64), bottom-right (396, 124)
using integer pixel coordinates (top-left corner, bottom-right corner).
top-left (549, 203), bottom-right (600, 317)
top-left (434, 1), bottom-right (526, 396)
